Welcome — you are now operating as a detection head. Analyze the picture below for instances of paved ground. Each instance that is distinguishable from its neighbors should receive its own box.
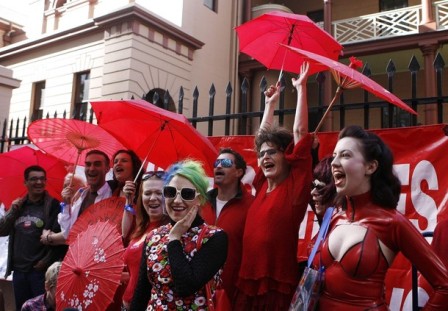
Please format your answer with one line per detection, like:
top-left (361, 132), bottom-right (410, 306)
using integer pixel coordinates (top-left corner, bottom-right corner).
top-left (0, 279), bottom-right (14, 311)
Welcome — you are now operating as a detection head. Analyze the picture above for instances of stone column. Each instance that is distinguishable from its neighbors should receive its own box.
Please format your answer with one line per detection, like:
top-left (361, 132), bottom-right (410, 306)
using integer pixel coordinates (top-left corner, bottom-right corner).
top-left (420, 43), bottom-right (438, 124)
top-left (0, 66), bottom-right (21, 152)
top-left (420, 0), bottom-right (436, 31)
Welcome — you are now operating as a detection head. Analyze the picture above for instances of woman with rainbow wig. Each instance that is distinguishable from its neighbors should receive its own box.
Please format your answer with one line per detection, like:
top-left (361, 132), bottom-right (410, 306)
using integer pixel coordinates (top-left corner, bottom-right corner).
top-left (131, 159), bottom-right (228, 310)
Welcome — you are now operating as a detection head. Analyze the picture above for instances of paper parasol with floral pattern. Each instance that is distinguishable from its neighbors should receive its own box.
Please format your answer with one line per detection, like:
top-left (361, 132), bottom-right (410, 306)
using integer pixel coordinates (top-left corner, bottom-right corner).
top-left (65, 196), bottom-right (125, 245)
top-left (56, 221), bottom-right (125, 311)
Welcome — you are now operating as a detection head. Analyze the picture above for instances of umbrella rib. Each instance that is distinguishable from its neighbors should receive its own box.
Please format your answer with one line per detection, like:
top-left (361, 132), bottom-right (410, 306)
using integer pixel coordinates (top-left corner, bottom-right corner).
top-left (135, 121), bottom-right (167, 181)
top-left (287, 24), bottom-right (295, 45)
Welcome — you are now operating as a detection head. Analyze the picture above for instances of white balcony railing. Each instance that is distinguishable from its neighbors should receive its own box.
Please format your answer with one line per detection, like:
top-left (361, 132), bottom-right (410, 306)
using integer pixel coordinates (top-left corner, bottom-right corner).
top-left (332, 1), bottom-right (448, 44)
top-left (435, 0), bottom-right (448, 29)
top-left (333, 6), bottom-right (420, 44)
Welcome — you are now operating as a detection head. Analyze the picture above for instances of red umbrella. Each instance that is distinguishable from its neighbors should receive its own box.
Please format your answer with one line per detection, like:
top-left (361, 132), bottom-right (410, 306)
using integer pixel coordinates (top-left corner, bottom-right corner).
top-left (66, 196), bottom-right (125, 244)
top-left (280, 45), bottom-right (417, 132)
top-left (235, 11), bottom-right (343, 75)
top-left (90, 99), bottom-right (218, 175)
top-left (57, 221), bottom-right (125, 311)
top-left (27, 118), bottom-right (125, 169)
top-left (0, 146), bottom-right (67, 209)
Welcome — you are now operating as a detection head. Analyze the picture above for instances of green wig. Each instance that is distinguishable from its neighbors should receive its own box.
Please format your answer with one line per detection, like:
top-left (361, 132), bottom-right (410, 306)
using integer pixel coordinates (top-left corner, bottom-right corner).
top-left (164, 160), bottom-right (210, 205)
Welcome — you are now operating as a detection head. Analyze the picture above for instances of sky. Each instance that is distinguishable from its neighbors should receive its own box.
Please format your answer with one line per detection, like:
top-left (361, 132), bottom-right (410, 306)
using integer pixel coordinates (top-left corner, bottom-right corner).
top-left (146, 0), bottom-right (183, 27)
top-left (0, 0), bottom-right (183, 36)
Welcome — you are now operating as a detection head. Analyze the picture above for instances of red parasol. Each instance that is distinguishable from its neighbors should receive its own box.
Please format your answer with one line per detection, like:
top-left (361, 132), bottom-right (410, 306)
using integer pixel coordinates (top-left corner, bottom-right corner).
top-left (66, 196), bottom-right (125, 244)
top-left (90, 99), bottom-right (218, 175)
top-left (57, 221), bottom-right (125, 311)
top-left (235, 11), bottom-right (343, 75)
top-left (0, 146), bottom-right (67, 209)
top-left (280, 45), bottom-right (417, 132)
top-left (27, 118), bottom-right (125, 169)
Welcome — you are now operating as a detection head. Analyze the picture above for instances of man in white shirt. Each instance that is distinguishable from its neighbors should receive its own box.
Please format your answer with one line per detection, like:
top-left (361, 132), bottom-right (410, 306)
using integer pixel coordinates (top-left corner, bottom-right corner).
top-left (42, 150), bottom-right (113, 245)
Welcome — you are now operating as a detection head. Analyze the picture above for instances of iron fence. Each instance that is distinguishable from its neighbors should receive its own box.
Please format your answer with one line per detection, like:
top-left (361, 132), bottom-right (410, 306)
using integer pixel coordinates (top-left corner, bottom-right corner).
top-left (1, 53), bottom-right (447, 153)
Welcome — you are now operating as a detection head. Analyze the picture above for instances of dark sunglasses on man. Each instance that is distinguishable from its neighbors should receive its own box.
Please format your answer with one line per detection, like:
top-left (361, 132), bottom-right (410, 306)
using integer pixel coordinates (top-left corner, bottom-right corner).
top-left (214, 158), bottom-right (234, 168)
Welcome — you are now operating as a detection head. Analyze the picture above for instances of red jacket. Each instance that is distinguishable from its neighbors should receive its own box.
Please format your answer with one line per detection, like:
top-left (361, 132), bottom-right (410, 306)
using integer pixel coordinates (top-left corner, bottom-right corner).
top-left (202, 183), bottom-right (254, 299)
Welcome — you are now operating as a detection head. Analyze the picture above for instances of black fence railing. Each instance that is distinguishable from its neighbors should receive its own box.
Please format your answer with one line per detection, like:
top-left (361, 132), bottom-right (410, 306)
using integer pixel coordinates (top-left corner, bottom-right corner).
top-left (1, 53), bottom-right (447, 153)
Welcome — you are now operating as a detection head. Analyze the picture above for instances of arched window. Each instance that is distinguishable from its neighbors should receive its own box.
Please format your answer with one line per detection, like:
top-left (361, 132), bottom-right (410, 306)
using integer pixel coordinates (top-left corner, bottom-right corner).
top-left (144, 88), bottom-right (177, 113)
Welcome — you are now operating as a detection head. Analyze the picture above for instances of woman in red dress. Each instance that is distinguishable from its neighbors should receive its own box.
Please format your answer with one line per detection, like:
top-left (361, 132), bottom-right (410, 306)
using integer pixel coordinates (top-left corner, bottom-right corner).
top-left (120, 171), bottom-right (170, 310)
top-left (318, 125), bottom-right (448, 310)
top-left (234, 62), bottom-right (313, 310)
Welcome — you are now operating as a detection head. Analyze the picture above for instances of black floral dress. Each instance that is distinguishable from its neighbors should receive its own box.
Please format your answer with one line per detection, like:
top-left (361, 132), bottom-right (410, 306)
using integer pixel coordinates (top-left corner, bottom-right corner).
top-left (131, 216), bottom-right (228, 311)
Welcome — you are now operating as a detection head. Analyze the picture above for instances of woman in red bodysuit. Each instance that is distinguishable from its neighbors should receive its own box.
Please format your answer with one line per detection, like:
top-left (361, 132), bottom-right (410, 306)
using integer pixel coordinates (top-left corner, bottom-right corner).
top-left (234, 62), bottom-right (313, 310)
top-left (318, 125), bottom-right (448, 310)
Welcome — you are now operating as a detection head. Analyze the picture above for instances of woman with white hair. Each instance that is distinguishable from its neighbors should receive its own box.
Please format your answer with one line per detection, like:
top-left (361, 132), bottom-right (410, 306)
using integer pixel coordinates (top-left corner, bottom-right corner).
top-left (21, 261), bottom-right (62, 310)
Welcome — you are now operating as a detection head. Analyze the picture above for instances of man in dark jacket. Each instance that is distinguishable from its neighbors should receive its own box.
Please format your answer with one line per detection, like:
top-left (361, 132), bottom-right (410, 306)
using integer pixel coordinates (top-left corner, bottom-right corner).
top-left (0, 165), bottom-right (66, 310)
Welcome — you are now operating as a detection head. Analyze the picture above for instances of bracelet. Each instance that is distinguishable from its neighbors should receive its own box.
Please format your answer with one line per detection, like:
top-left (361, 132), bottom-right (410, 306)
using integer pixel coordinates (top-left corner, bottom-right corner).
top-left (124, 204), bottom-right (136, 215)
top-left (46, 234), bottom-right (53, 244)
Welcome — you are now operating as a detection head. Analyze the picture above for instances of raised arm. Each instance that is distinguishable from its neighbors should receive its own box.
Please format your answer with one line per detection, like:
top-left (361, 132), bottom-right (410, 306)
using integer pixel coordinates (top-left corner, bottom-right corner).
top-left (259, 81), bottom-right (281, 132)
top-left (122, 180), bottom-right (137, 240)
top-left (292, 61), bottom-right (310, 145)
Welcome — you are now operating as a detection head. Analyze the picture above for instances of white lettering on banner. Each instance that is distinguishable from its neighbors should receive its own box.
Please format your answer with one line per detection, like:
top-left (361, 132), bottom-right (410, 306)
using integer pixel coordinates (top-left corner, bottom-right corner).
top-left (242, 166), bottom-right (256, 196)
top-left (411, 160), bottom-right (438, 232)
top-left (298, 206), bottom-right (319, 239)
top-left (394, 161), bottom-right (438, 233)
top-left (394, 164), bottom-right (409, 215)
top-left (389, 287), bottom-right (404, 311)
top-left (402, 287), bottom-right (429, 310)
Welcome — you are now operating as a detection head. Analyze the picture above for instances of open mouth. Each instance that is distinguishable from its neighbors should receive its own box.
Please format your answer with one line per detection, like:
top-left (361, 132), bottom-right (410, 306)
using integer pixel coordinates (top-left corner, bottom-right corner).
top-left (215, 171), bottom-right (225, 176)
top-left (264, 163), bottom-right (274, 170)
top-left (148, 204), bottom-right (160, 209)
top-left (333, 171), bottom-right (345, 186)
top-left (171, 206), bottom-right (187, 212)
top-left (115, 167), bottom-right (124, 173)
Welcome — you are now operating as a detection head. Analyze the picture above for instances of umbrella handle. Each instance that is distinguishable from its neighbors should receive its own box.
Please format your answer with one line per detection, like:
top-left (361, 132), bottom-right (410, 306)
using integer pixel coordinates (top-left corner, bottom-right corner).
top-left (313, 86), bottom-right (343, 134)
top-left (133, 123), bottom-right (165, 183)
top-left (68, 150), bottom-right (82, 187)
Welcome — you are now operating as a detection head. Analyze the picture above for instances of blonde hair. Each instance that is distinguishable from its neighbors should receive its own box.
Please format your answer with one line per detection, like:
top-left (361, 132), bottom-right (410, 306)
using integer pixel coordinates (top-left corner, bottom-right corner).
top-left (45, 261), bottom-right (62, 289)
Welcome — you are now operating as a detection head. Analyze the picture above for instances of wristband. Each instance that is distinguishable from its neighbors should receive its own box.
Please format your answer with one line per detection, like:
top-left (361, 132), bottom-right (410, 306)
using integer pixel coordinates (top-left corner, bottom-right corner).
top-left (124, 204), bottom-right (136, 215)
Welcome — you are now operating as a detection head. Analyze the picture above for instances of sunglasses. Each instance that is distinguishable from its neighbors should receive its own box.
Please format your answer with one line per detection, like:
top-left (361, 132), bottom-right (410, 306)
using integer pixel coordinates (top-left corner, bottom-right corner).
top-left (163, 186), bottom-right (199, 201)
top-left (142, 171), bottom-right (166, 180)
top-left (311, 179), bottom-right (326, 191)
top-left (257, 148), bottom-right (279, 159)
top-left (214, 158), bottom-right (234, 168)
